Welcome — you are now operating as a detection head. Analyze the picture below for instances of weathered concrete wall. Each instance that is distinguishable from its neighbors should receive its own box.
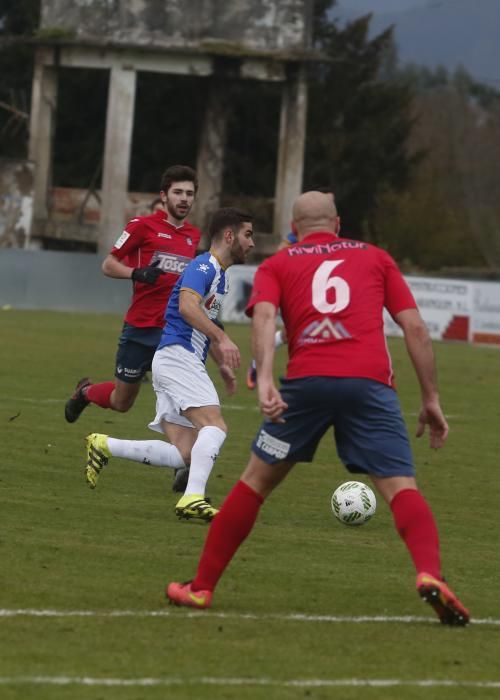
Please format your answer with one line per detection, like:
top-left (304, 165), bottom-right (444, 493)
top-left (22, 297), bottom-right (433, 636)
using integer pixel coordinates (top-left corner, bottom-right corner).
top-left (0, 159), bottom-right (34, 248)
top-left (41, 0), bottom-right (311, 52)
top-left (0, 249), bottom-right (128, 314)
top-left (32, 186), bottom-right (159, 244)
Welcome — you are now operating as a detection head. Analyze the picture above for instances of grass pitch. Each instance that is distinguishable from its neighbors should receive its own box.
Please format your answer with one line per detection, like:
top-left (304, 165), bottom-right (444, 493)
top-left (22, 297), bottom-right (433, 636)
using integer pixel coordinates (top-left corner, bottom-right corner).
top-left (1, 309), bottom-right (500, 699)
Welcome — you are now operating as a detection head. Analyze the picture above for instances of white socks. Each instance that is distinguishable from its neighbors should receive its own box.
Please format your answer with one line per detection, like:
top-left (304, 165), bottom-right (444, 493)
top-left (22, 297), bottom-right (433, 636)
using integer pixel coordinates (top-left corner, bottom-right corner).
top-left (184, 425), bottom-right (226, 496)
top-left (104, 426), bottom-right (226, 496)
top-left (106, 438), bottom-right (185, 469)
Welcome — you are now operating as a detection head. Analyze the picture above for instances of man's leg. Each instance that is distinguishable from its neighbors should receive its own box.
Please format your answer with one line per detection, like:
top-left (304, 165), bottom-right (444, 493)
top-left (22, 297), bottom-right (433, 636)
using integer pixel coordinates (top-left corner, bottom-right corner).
top-left (82, 377), bottom-right (142, 412)
top-left (84, 420), bottom-right (194, 489)
top-left (65, 332), bottom-right (150, 421)
top-left (163, 421), bottom-right (196, 493)
top-left (167, 454), bottom-right (295, 607)
top-left (91, 332), bottom-right (154, 413)
top-left (372, 475), bottom-right (469, 625)
top-left (173, 405), bottom-right (227, 522)
top-left (108, 379), bottom-right (142, 412)
top-left (373, 476), bottom-right (441, 577)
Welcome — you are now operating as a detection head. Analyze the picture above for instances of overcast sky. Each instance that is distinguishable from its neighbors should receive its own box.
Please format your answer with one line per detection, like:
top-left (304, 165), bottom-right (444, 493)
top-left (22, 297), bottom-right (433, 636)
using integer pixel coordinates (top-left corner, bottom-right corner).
top-left (335, 0), bottom-right (431, 13)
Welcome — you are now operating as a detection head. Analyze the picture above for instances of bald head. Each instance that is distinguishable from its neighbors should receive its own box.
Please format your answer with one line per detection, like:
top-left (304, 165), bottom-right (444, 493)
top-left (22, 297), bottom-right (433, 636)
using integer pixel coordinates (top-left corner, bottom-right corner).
top-left (292, 191), bottom-right (339, 238)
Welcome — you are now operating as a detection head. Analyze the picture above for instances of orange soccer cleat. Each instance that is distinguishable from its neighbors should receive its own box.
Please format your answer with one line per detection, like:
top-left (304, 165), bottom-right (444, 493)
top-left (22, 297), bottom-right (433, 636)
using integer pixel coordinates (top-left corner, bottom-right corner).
top-left (416, 572), bottom-right (470, 626)
top-left (166, 581), bottom-right (212, 609)
top-left (246, 362), bottom-right (257, 390)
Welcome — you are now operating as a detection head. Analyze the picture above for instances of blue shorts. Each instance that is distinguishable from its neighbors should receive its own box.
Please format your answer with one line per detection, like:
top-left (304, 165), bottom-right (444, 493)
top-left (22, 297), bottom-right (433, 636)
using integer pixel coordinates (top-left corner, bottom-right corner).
top-left (115, 323), bottom-right (162, 384)
top-left (251, 377), bottom-right (415, 478)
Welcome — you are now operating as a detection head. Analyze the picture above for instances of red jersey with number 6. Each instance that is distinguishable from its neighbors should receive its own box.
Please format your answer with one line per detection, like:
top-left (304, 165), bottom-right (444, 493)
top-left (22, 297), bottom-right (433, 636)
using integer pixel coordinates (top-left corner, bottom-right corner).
top-left (110, 209), bottom-right (201, 328)
top-left (245, 231), bottom-right (417, 388)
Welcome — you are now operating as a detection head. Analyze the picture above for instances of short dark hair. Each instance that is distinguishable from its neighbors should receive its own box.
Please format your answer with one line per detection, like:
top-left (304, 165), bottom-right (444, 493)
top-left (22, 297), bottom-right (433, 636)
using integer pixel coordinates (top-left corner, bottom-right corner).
top-left (208, 207), bottom-right (253, 242)
top-left (160, 165), bottom-right (198, 193)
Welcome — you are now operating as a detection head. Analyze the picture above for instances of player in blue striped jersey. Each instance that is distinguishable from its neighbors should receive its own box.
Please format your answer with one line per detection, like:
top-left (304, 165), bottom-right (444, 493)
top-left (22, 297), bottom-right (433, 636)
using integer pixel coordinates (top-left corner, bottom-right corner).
top-left (159, 250), bottom-right (230, 363)
top-left (84, 208), bottom-right (254, 522)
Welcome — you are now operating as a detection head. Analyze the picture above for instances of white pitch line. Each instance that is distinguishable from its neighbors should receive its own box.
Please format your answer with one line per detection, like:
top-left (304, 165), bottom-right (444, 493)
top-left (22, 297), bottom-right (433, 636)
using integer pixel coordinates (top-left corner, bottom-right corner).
top-left (0, 396), bottom-right (256, 410)
top-left (0, 396), bottom-right (467, 419)
top-left (0, 397), bottom-right (62, 404)
top-left (1, 608), bottom-right (499, 625)
top-left (1, 676), bottom-right (500, 689)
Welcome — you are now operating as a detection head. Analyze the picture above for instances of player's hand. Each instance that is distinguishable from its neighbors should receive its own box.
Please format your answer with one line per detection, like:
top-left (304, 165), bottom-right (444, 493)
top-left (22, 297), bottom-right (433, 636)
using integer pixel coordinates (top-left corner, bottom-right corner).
top-left (214, 335), bottom-right (240, 370)
top-left (219, 364), bottom-right (236, 396)
top-left (258, 381), bottom-right (288, 423)
top-left (416, 399), bottom-right (449, 449)
top-left (131, 260), bottom-right (165, 285)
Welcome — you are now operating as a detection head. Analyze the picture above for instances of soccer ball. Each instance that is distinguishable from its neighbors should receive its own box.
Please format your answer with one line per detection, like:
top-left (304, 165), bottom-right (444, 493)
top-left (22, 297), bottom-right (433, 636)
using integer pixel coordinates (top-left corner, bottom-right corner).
top-left (331, 481), bottom-right (376, 526)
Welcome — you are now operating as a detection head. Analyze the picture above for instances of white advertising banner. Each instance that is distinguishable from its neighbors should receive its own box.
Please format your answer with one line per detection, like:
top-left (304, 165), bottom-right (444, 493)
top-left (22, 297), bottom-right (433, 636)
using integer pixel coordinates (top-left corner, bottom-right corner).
top-left (220, 265), bottom-right (256, 324)
top-left (471, 281), bottom-right (500, 345)
top-left (384, 276), bottom-right (473, 341)
top-left (221, 265), bottom-right (500, 347)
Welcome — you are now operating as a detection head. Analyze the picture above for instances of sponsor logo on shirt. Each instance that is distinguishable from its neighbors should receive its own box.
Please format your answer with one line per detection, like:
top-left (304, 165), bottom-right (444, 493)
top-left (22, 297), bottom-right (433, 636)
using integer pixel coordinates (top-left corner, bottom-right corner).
top-left (114, 230), bottom-right (131, 249)
top-left (204, 294), bottom-right (222, 315)
top-left (157, 232), bottom-right (172, 239)
top-left (298, 318), bottom-right (352, 345)
top-left (288, 240), bottom-right (367, 256)
top-left (255, 430), bottom-right (290, 459)
top-left (150, 251), bottom-right (192, 275)
top-left (197, 263), bottom-right (210, 273)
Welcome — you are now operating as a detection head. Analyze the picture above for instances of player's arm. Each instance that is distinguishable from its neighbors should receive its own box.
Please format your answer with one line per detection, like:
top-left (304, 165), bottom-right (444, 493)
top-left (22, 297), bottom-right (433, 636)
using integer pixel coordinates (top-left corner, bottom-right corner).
top-left (252, 301), bottom-right (276, 382)
top-left (102, 253), bottom-right (165, 285)
top-left (395, 308), bottom-right (448, 449)
top-left (102, 253), bottom-right (134, 279)
top-left (208, 324), bottom-right (236, 396)
top-left (252, 301), bottom-right (288, 421)
top-left (179, 289), bottom-right (240, 369)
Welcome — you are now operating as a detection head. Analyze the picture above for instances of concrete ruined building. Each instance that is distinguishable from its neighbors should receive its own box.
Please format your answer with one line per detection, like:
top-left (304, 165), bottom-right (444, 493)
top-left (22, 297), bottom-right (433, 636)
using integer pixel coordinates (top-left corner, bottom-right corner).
top-left (23, 0), bottom-right (315, 254)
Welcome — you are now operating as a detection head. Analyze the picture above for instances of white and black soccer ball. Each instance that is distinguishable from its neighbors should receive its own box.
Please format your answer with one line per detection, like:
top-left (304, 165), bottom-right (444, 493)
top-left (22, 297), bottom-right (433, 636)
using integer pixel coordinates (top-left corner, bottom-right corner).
top-left (331, 481), bottom-right (376, 526)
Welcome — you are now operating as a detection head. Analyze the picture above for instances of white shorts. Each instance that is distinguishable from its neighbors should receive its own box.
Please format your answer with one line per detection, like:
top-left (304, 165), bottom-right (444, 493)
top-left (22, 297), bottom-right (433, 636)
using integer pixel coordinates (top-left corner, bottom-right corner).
top-left (148, 344), bottom-right (220, 433)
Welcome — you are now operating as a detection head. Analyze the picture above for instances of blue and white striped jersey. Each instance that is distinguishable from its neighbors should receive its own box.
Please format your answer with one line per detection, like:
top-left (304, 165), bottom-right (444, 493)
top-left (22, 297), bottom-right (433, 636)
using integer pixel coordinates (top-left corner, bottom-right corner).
top-left (157, 251), bottom-right (228, 363)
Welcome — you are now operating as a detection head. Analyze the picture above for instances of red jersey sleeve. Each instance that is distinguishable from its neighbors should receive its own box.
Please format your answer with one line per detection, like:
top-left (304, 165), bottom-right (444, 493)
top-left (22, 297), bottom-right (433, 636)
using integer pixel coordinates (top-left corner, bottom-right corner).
top-left (382, 251), bottom-right (417, 318)
top-left (245, 257), bottom-right (282, 317)
top-left (109, 218), bottom-right (146, 262)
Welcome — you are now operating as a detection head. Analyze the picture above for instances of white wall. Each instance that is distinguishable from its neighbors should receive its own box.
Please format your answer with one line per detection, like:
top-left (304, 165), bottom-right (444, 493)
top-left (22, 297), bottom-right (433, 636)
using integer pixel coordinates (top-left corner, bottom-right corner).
top-left (1, 252), bottom-right (500, 347)
top-left (222, 265), bottom-right (500, 346)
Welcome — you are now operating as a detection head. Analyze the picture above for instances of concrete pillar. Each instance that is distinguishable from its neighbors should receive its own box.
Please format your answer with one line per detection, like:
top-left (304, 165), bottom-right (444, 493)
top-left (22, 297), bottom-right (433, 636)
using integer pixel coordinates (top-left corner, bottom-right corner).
top-left (28, 48), bottom-right (57, 227)
top-left (99, 64), bottom-right (137, 253)
top-left (273, 64), bottom-right (308, 240)
top-left (194, 80), bottom-right (228, 242)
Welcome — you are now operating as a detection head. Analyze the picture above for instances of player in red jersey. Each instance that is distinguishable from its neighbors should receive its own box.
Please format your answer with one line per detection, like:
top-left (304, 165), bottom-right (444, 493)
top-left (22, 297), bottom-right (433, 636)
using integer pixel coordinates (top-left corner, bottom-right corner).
top-left (64, 165), bottom-right (201, 425)
top-left (166, 190), bottom-right (470, 625)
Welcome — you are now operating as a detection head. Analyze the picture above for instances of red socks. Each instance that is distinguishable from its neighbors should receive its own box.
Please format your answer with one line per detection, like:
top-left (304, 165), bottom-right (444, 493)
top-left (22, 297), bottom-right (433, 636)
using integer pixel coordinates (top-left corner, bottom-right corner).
top-left (391, 488), bottom-right (441, 579)
top-left (191, 484), bottom-right (441, 594)
top-left (192, 480), bottom-right (264, 592)
top-left (85, 382), bottom-right (115, 409)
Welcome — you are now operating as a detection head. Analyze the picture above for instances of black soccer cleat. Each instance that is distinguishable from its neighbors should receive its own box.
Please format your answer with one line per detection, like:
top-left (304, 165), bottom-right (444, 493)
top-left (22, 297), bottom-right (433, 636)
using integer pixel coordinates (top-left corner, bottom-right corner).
top-left (65, 377), bottom-right (92, 423)
top-left (172, 466), bottom-right (190, 493)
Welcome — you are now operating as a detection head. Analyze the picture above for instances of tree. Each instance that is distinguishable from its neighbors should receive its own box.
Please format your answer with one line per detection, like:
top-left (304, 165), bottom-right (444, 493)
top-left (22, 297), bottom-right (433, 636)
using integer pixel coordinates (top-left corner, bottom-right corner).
top-left (304, 2), bottom-right (418, 239)
top-left (374, 65), bottom-right (500, 271)
top-left (0, 0), bottom-right (40, 158)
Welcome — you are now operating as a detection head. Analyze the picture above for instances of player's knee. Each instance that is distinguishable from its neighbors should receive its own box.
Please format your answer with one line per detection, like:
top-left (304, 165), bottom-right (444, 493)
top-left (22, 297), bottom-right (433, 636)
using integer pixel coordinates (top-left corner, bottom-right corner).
top-left (111, 396), bottom-right (136, 413)
top-left (212, 418), bottom-right (227, 434)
